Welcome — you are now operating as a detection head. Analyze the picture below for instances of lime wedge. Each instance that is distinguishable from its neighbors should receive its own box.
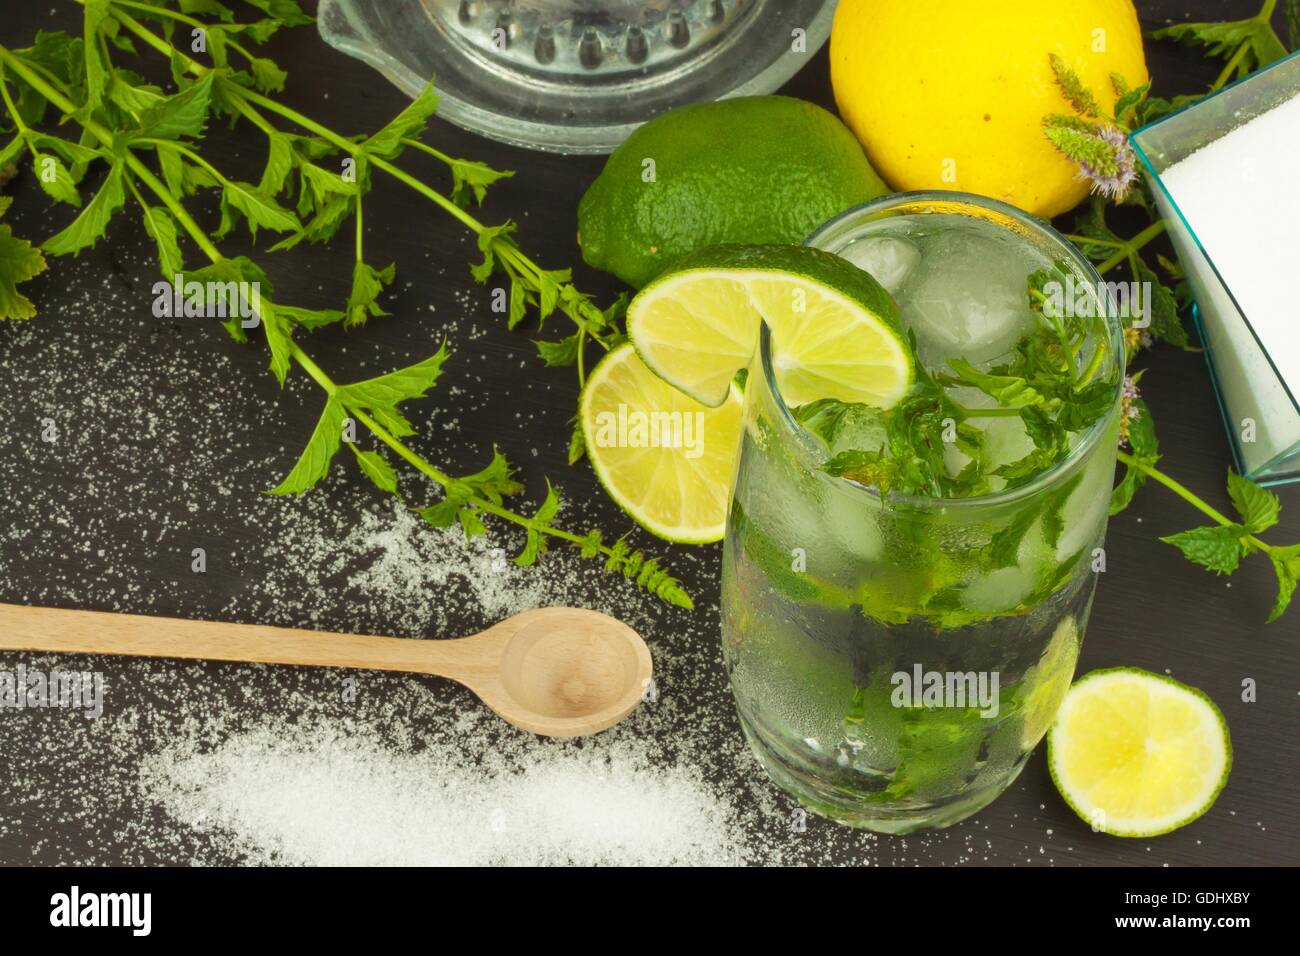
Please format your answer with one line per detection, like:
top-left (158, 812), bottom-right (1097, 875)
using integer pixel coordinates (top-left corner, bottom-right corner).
top-left (1018, 616), bottom-right (1080, 748)
top-left (579, 343), bottom-right (743, 543)
top-left (1048, 668), bottom-right (1232, 837)
top-left (627, 244), bottom-right (913, 409)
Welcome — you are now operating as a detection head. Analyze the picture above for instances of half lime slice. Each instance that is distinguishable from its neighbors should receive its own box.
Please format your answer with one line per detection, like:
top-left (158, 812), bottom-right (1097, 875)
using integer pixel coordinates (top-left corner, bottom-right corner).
top-left (626, 244), bottom-right (913, 409)
top-left (1048, 667), bottom-right (1232, 837)
top-left (579, 343), bottom-right (743, 543)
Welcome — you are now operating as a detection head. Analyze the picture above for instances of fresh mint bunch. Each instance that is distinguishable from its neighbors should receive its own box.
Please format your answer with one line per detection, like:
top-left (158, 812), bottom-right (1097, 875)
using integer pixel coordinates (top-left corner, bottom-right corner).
top-left (0, 0), bottom-right (693, 608)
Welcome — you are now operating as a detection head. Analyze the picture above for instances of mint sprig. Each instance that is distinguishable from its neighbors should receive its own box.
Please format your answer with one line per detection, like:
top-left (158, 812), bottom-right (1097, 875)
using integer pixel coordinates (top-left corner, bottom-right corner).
top-left (0, 2), bottom-right (694, 609)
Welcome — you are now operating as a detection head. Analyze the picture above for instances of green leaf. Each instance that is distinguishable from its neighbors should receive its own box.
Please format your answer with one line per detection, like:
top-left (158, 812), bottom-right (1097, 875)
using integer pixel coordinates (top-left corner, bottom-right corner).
top-left (261, 302), bottom-right (294, 386)
top-left (350, 444), bottom-right (398, 494)
top-left (1267, 544), bottom-right (1299, 623)
top-left (1226, 470), bottom-right (1280, 534)
top-left (137, 72), bottom-right (215, 140)
top-left (240, 0), bottom-right (313, 27)
top-left (344, 259), bottom-right (395, 327)
top-left (83, 0), bottom-right (110, 110)
top-left (458, 448), bottom-right (523, 504)
top-left (1152, 16), bottom-right (1289, 83)
top-left (1160, 523), bottom-right (1247, 575)
top-left (458, 507), bottom-right (486, 540)
top-left (507, 276), bottom-right (531, 330)
top-left (33, 154), bottom-right (82, 207)
top-left (249, 56), bottom-right (287, 94)
top-left (1135, 259), bottom-right (1188, 349)
top-left (300, 161), bottom-right (360, 202)
top-left (945, 358), bottom-right (1049, 409)
top-left (257, 130), bottom-right (295, 196)
top-left (534, 334), bottom-right (579, 367)
top-left (42, 162), bottom-right (126, 256)
top-left (446, 157), bottom-right (513, 207)
top-left (140, 203), bottom-right (184, 278)
top-left (218, 180), bottom-right (301, 238)
top-left (515, 481), bottom-right (561, 567)
top-left (471, 221), bottom-right (518, 283)
top-left (274, 303), bottom-right (346, 330)
top-left (271, 398), bottom-right (347, 495)
top-left (0, 212), bottom-right (48, 321)
top-left (337, 342), bottom-right (450, 410)
top-left (359, 82), bottom-right (440, 160)
top-left (1289, 0), bottom-right (1300, 51)
top-left (108, 76), bottom-right (166, 115)
top-left (568, 416), bottom-right (585, 465)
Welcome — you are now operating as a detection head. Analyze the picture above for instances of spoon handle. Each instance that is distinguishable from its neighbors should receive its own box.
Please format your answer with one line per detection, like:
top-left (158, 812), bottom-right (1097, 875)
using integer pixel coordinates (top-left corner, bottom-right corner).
top-left (0, 602), bottom-right (486, 679)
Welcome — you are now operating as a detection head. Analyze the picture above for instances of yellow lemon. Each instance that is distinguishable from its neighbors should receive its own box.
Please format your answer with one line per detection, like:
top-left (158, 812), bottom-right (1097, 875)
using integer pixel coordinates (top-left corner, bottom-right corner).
top-left (830, 0), bottom-right (1149, 218)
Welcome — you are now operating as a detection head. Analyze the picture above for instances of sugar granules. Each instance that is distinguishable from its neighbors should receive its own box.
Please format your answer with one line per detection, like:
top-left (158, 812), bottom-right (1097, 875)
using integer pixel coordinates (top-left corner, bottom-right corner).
top-left (0, 240), bottom-right (826, 866)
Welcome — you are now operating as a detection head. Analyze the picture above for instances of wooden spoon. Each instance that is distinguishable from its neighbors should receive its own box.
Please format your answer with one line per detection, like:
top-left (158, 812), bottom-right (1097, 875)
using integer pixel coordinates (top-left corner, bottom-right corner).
top-left (0, 603), bottom-right (652, 738)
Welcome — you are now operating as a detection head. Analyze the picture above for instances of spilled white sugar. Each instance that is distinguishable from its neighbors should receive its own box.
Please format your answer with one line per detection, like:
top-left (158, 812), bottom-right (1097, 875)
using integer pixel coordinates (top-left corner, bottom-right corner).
top-left (144, 719), bottom-right (749, 866)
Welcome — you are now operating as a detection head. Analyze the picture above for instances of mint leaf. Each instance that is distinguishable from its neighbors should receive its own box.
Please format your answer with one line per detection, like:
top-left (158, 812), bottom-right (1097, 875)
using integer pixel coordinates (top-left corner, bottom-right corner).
top-left (0, 200), bottom-right (47, 320)
top-left (446, 157), bottom-right (513, 208)
top-left (140, 203), bottom-right (184, 278)
top-left (568, 416), bottom-right (585, 465)
top-left (350, 444), bottom-right (398, 494)
top-left (34, 154), bottom-right (81, 207)
top-left (515, 481), bottom-right (561, 567)
top-left (337, 343), bottom-right (450, 410)
top-left (257, 130), bottom-right (295, 196)
top-left (1267, 544), bottom-right (1300, 623)
top-left (1226, 470), bottom-right (1280, 534)
top-left (274, 303), bottom-right (345, 330)
top-left (217, 180), bottom-right (301, 238)
top-left (344, 259), bottom-right (395, 327)
top-left (261, 302), bottom-right (294, 386)
top-left (1152, 16), bottom-right (1288, 83)
top-left (359, 82), bottom-right (439, 160)
top-left (1160, 523), bottom-right (1247, 575)
top-left (42, 162), bottom-right (125, 255)
top-left (1111, 398), bottom-right (1158, 514)
top-left (945, 358), bottom-right (1050, 409)
top-left (138, 72), bottom-right (214, 140)
top-left (534, 334), bottom-right (579, 367)
top-left (271, 398), bottom-right (347, 495)
top-left (471, 221), bottom-right (518, 283)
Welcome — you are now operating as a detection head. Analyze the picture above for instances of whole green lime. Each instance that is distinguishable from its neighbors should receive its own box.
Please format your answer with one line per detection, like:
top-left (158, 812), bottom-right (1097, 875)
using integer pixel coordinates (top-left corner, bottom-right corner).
top-left (578, 96), bottom-right (889, 288)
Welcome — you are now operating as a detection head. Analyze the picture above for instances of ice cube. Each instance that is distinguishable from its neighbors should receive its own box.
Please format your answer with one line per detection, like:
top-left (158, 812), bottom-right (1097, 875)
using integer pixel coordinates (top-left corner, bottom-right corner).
top-left (961, 566), bottom-right (1037, 614)
top-left (839, 236), bottom-right (920, 295)
top-left (900, 230), bottom-right (1034, 368)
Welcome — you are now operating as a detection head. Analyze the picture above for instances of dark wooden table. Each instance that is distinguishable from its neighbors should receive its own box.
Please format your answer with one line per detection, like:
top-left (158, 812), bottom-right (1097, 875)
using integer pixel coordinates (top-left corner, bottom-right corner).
top-left (1, 0), bottom-right (1296, 866)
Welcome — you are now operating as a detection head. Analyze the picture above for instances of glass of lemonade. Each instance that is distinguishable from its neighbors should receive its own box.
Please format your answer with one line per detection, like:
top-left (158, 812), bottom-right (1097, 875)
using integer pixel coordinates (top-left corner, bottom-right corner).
top-left (721, 192), bottom-right (1124, 832)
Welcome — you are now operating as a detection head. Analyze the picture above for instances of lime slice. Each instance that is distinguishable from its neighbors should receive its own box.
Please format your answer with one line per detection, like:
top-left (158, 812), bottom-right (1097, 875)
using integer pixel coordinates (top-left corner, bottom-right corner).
top-left (1048, 668), bottom-right (1232, 837)
top-left (626, 244), bottom-right (913, 409)
top-left (1018, 616), bottom-right (1080, 748)
top-left (580, 343), bottom-right (743, 543)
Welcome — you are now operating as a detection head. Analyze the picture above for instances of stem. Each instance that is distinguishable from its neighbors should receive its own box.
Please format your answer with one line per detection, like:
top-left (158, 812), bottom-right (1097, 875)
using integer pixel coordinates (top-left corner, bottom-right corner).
top-left (104, 4), bottom-right (616, 348)
top-left (1095, 220), bottom-right (1167, 275)
top-left (136, 137), bottom-right (226, 182)
top-left (0, 39), bottom-right (636, 571)
top-left (1117, 450), bottom-right (1274, 554)
top-left (109, 0), bottom-right (260, 65)
top-left (0, 69), bottom-right (38, 160)
top-left (953, 405), bottom-right (1022, 419)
